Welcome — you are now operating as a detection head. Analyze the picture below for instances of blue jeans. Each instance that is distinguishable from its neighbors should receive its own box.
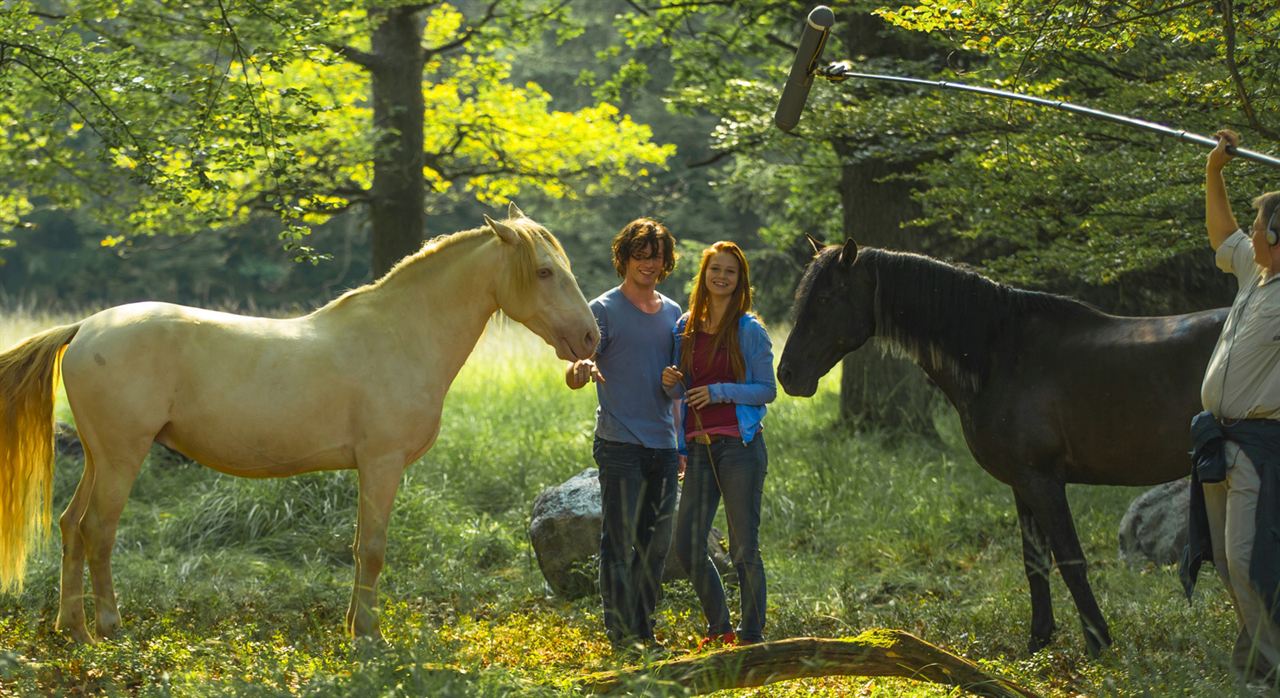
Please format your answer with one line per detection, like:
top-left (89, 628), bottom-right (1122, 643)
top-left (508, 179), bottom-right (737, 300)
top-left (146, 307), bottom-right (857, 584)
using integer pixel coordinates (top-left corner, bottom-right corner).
top-left (674, 434), bottom-right (768, 642)
top-left (594, 437), bottom-right (679, 646)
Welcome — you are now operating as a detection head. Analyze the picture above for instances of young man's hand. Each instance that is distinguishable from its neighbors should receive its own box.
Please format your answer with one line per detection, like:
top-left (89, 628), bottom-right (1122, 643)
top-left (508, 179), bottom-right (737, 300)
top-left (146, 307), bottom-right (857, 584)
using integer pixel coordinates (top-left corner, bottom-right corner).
top-left (566, 359), bottom-right (605, 389)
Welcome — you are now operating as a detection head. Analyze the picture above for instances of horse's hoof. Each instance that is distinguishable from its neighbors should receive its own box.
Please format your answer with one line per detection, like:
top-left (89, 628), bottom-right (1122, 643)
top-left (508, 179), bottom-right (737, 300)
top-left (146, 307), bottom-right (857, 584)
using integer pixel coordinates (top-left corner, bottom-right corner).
top-left (95, 617), bottom-right (121, 639)
top-left (352, 632), bottom-right (387, 655)
top-left (62, 624), bottom-right (96, 642)
top-left (56, 612), bottom-right (94, 643)
top-left (1084, 628), bottom-right (1113, 658)
top-left (1027, 633), bottom-right (1053, 654)
top-left (350, 616), bottom-right (383, 644)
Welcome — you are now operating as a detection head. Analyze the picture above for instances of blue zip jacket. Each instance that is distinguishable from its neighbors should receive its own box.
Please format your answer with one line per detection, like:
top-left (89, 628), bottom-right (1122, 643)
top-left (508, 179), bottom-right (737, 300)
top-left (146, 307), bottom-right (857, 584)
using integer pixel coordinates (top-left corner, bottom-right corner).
top-left (665, 313), bottom-right (776, 455)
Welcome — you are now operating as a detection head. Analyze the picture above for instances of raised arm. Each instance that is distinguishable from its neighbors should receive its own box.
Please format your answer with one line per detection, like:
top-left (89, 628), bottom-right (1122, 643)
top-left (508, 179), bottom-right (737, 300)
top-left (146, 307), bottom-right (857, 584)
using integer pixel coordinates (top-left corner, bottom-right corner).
top-left (1206, 129), bottom-right (1240, 251)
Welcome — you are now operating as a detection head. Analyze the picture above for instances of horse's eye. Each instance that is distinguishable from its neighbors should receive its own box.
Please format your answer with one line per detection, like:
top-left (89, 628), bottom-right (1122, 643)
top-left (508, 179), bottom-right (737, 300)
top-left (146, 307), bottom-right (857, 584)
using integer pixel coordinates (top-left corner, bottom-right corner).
top-left (537, 268), bottom-right (553, 279)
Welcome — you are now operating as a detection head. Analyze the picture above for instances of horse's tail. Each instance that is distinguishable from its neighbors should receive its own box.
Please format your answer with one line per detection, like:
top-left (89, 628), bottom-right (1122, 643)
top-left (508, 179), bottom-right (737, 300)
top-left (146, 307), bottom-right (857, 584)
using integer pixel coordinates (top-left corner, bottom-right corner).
top-left (0, 321), bottom-right (81, 593)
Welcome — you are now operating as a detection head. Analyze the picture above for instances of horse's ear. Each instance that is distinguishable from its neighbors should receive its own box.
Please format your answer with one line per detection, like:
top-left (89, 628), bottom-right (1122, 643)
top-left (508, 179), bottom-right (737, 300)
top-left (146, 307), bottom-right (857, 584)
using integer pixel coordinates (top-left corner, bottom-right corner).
top-left (485, 214), bottom-right (520, 245)
top-left (837, 238), bottom-right (858, 266)
top-left (804, 233), bottom-right (823, 254)
top-left (507, 201), bottom-right (526, 220)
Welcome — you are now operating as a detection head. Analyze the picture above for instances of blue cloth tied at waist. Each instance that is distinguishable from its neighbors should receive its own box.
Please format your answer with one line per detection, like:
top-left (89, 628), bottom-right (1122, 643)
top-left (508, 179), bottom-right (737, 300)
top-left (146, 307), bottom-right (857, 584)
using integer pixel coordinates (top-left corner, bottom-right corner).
top-left (1180, 410), bottom-right (1280, 626)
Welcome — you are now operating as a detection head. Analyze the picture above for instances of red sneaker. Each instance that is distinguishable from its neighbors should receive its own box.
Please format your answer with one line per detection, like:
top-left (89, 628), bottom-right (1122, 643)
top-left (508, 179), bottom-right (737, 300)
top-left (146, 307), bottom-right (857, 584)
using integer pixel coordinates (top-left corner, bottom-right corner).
top-left (696, 631), bottom-right (737, 651)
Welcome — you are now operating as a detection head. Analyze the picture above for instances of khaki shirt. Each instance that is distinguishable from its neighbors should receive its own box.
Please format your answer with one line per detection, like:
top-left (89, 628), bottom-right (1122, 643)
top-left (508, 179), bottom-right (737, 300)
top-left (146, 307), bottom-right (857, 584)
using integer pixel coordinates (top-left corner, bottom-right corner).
top-left (1201, 230), bottom-right (1280, 419)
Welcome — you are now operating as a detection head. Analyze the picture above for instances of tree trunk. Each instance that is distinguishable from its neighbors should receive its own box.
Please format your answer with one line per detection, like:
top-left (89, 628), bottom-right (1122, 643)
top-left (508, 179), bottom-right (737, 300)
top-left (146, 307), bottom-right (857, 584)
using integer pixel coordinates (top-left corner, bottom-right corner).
top-left (577, 631), bottom-right (1042, 697)
top-left (826, 9), bottom-right (964, 434)
top-left (833, 133), bottom-right (938, 435)
top-left (368, 7), bottom-right (428, 277)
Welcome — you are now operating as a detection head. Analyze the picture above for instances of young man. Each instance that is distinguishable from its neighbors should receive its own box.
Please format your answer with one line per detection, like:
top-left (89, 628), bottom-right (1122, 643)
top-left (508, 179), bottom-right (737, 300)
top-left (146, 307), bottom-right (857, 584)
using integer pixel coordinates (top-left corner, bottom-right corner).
top-left (1185, 128), bottom-right (1280, 684)
top-left (566, 218), bottom-right (682, 652)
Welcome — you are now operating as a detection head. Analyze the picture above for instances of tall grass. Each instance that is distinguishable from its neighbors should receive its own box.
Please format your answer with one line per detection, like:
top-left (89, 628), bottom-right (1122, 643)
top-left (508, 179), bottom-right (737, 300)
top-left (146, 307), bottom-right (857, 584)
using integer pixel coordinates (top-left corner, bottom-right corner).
top-left (0, 309), bottom-right (1262, 696)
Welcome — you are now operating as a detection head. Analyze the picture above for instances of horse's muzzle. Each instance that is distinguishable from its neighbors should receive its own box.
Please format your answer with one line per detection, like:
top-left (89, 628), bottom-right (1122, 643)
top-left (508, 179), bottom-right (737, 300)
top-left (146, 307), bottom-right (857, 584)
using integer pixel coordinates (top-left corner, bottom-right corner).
top-left (776, 363), bottom-right (817, 397)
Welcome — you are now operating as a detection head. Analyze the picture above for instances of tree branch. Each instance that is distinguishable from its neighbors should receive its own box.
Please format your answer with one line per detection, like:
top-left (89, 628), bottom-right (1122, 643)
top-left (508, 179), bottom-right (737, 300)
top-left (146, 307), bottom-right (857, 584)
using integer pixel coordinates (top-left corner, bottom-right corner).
top-left (245, 184), bottom-right (369, 215)
top-left (422, 0), bottom-right (501, 60)
top-left (687, 136), bottom-right (767, 168)
top-left (326, 41), bottom-right (379, 69)
top-left (213, 0), bottom-right (286, 183)
top-left (621, 0), bottom-right (652, 16)
top-left (0, 43), bottom-right (147, 157)
top-left (687, 149), bottom-right (736, 168)
top-left (1085, 1), bottom-right (1204, 32)
top-left (1218, 0), bottom-right (1278, 140)
top-left (576, 632), bottom-right (1043, 697)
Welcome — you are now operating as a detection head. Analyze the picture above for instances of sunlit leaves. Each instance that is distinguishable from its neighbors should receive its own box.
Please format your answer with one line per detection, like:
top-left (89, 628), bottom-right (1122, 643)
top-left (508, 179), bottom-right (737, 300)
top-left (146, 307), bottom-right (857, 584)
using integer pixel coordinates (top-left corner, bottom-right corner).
top-left (424, 3), bottom-right (465, 47)
top-left (0, 0), bottom-right (673, 263)
top-left (876, 1), bottom-right (1221, 57)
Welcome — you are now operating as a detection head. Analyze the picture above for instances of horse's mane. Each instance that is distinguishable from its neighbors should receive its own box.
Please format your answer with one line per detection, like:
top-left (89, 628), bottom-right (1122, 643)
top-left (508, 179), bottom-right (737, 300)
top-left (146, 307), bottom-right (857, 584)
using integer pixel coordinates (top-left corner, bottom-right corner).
top-left (838, 247), bottom-right (1103, 392)
top-left (321, 217), bottom-right (565, 311)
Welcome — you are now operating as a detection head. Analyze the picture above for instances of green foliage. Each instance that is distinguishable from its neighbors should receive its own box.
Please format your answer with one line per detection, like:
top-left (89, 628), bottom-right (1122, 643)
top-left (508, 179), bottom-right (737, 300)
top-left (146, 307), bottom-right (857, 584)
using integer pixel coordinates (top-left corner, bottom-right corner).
top-left (5, 0), bottom-right (1279, 310)
top-left (0, 314), bottom-right (1262, 696)
top-left (610, 0), bottom-right (1279, 294)
top-left (0, 0), bottom-right (799, 322)
top-left (0, 1), bottom-right (672, 266)
top-left (601, 2), bottom-right (847, 244)
top-left (500, 0), bottom-right (786, 319)
top-left (864, 0), bottom-right (1280, 286)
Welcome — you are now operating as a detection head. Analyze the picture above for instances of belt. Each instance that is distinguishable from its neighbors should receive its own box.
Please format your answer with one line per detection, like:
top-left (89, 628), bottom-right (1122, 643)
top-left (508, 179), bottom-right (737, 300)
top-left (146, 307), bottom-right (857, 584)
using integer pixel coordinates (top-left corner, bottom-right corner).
top-left (692, 433), bottom-right (732, 445)
top-left (1220, 417), bottom-right (1280, 427)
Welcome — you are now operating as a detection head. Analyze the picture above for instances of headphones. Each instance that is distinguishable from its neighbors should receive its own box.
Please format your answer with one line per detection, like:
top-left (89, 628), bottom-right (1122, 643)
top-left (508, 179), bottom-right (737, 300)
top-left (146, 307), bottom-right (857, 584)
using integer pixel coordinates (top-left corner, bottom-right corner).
top-left (1268, 204), bottom-right (1280, 247)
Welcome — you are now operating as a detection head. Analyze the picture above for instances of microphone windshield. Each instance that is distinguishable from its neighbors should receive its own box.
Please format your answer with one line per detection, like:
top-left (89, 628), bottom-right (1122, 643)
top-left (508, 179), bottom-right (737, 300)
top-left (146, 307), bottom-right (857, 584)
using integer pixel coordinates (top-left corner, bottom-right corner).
top-left (774, 6), bottom-right (835, 132)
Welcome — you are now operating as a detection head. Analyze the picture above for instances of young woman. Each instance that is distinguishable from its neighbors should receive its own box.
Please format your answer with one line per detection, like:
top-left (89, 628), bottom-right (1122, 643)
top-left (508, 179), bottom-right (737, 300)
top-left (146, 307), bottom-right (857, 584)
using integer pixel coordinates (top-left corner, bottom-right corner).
top-left (661, 241), bottom-right (776, 647)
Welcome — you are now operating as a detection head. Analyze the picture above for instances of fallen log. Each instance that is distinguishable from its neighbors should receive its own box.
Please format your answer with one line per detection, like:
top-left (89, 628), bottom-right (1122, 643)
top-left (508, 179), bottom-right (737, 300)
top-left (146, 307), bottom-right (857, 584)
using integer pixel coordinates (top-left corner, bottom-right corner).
top-left (577, 629), bottom-right (1042, 697)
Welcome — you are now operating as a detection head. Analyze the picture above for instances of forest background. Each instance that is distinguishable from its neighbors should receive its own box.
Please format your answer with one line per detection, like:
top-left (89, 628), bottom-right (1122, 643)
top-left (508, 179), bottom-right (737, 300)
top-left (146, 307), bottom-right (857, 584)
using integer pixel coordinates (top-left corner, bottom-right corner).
top-left (1, 1), bottom-right (1280, 695)
top-left (5, 1), bottom-right (1278, 313)
top-left (2, 0), bottom-right (1278, 426)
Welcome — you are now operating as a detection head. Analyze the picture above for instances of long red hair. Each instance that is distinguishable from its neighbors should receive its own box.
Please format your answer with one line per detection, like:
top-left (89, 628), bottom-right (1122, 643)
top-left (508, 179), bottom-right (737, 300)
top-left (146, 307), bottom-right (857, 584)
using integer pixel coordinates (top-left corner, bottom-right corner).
top-left (680, 241), bottom-right (755, 381)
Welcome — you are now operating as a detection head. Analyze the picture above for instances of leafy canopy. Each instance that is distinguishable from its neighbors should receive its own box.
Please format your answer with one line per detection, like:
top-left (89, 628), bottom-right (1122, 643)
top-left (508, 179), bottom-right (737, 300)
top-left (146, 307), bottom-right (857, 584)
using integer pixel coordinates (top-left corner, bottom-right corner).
top-left (611, 0), bottom-right (1279, 287)
top-left (0, 1), bottom-right (672, 257)
top-left (872, 0), bottom-right (1280, 284)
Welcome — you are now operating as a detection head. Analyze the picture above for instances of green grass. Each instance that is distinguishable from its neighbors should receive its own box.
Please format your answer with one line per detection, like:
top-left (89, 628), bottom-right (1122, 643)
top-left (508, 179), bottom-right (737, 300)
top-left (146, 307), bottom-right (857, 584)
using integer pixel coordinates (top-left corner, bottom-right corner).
top-left (0, 311), bottom-right (1263, 696)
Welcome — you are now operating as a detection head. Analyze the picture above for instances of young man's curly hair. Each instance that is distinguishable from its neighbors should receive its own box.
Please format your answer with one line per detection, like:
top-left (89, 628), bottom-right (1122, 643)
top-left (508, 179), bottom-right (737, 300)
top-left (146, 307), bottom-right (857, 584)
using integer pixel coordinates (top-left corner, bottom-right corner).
top-left (611, 218), bottom-right (678, 281)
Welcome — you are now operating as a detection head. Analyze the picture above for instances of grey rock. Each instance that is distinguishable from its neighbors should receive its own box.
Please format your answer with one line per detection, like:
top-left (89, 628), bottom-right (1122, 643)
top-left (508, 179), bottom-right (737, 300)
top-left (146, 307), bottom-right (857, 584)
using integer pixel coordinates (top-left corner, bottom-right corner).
top-left (530, 468), bottom-right (603, 598)
top-left (530, 467), bottom-right (735, 599)
top-left (55, 421), bottom-right (82, 459)
top-left (1118, 479), bottom-right (1189, 567)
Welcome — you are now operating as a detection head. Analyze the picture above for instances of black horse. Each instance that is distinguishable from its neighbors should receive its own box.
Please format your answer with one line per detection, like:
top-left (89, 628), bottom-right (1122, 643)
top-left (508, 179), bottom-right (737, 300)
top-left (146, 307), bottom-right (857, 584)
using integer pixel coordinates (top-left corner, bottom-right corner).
top-left (776, 239), bottom-right (1228, 657)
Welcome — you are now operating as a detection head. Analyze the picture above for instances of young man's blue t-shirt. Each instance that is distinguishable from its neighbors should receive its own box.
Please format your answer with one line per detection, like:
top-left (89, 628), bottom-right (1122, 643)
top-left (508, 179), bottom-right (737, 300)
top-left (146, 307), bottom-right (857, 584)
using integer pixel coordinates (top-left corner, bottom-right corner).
top-left (590, 287), bottom-right (682, 449)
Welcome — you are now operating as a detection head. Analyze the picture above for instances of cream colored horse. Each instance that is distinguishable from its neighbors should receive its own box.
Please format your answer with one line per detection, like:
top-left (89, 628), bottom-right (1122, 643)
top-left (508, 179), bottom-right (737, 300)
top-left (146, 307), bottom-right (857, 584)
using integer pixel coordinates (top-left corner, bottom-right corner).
top-left (0, 203), bottom-right (597, 643)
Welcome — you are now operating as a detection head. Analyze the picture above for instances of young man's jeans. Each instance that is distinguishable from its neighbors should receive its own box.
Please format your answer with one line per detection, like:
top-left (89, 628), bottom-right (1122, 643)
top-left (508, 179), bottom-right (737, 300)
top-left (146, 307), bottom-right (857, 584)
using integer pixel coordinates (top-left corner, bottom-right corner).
top-left (594, 437), bottom-right (679, 647)
top-left (673, 434), bottom-right (768, 643)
